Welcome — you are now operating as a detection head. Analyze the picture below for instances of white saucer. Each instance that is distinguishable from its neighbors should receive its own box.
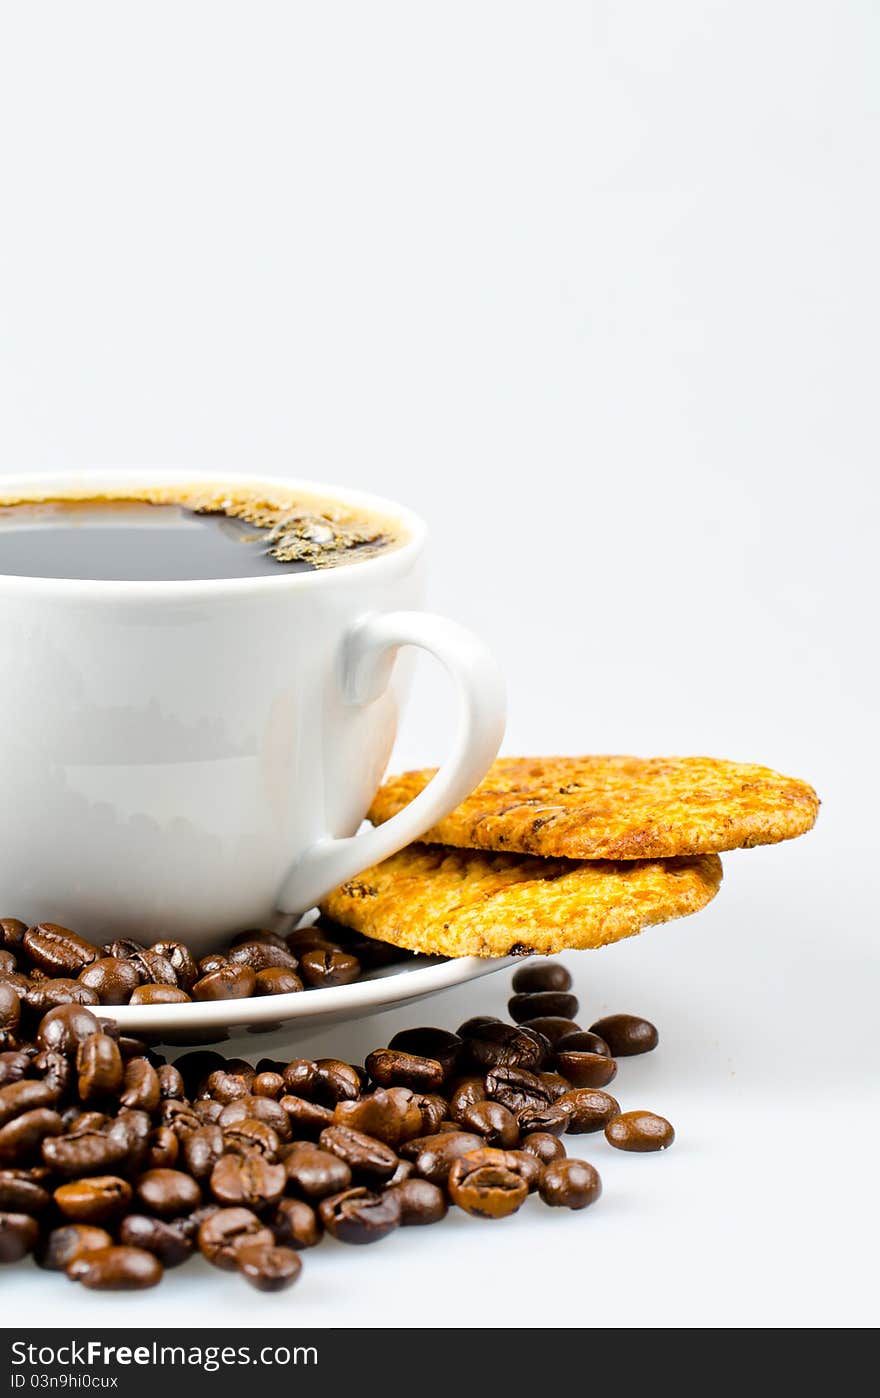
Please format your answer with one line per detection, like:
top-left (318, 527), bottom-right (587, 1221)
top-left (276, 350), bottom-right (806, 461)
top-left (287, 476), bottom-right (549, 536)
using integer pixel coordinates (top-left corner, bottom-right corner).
top-left (100, 954), bottom-right (513, 1046)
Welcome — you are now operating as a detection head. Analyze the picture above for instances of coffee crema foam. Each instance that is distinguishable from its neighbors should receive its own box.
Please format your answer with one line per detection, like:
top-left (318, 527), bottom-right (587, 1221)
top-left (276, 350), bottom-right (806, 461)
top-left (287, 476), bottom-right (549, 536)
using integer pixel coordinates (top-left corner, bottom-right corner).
top-left (0, 484), bottom-right (405, 581)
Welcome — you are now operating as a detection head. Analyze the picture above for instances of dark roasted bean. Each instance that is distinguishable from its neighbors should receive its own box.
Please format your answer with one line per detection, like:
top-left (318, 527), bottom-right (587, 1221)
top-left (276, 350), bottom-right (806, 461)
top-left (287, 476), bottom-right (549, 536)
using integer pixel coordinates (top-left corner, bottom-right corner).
top-left (110, 1110), bottom-right (151, 1173)
top-left (0, 1079), bottom-right (59, 1125)
top-left (129, 986), bottom-right (191, 1006)
top-left (0, 983), bottom-right (21, 1035)
top-left (77, 958), bottom-right (142, 1004)
top-left (605, 1110), bottom-right (675, 1152)
top-left (119, 1215), bottom-right (194, 1268)
top-left (150, 943), bottom-right (200, 992)
top-left (229, 941), bottom-right (300, 974)
top-left (217, 1096), bottom-right (290, 1141)
top-left (192, 966), bottom-right (256, 1001)
top-left (119, 1058), bottom-right (161, 1112)
top-left (459, 1100), bottom-right (519, 1149)
top-left (281, 1059), bottom-right (320, 1098)
top-left (0, 950), bottom-right (18, 974)
top-left (283, 1146), bottom-right (351, 1202)
top-left (210, 1154), bottom-right (285, 1209)
top-left (76, 1033), bottom-right (123, 1103)
top-left (540, 1157), bottom-right (602, 1209)
top-left (36, 1004), bottom-right (101, 1055)
top-left (331, 1088), bottom-right (420, 1147)
top-left (457, 1015), bottom-right (503, 1038)
top-left (448, 1148), bottom-right (530, 1219)
top-left (25, 979), bottom-right (100, 1012)
top-left (365, 1049), bottom-right (444, 1093)
top-left (319, 1186), bottom-right (401, 1244)
top-left (589, 1014), bottom-right (659, 1057)
top-left (0, 919), bottom-right (27, 951)
top-left (197, 954), bottom-right (228, 976)
top-left (146, 1126), bottom-right (179, 1171)
top-left (183, 1125), bottom-right (225, 1181)
top-left (319, 1125), bottom-right (399, 1183)
top-left (518, 1016), bottom-right (581, 1046)
top-left (521, 1131), bottom-right (567, 1165)
top-left (387, 1028), bottom-right (463, 1074)
top-left (0, 1108), bottom-right (64, 1163)
top-left (54, 1176), bottom-right (132, 1224)
top-left (314, 1059), bottom-right (362, 1104)
top-left (280, 1096), bottom-right (334, 1140)
top-left (0, 1167), bottom-right (51, 1213)
top-left (23, 924), bottom-right (100, 977)
top-left (406, 1131), bottom-right (484, 1185)
top-left (554, 1029), bottom-right (611, 1057)
top-left (252, 1072), bottom-right (285, 1099)
top-left (223, 1118), bottom-right (280, 1161)
top-left (136, 1168), bottom-right (202, 1218)
top-left (128, 949), bottom-right (178, 986)
top-left (203, 1070), bottom-right (251, 1105)
top-left (0, 1211), bottom-right (40, 1262)
top-left (298, 947), bottom-right (361, 988)
top-left (236, 1241), bottom-right (302, 1291)
top-left (198, 1207), bottom-right (274, 1270)
top-left (517, 1102), bottom-right (570, 1137)
top-left (270, 1197), bottom-right (322, 1250)
top-left (0, 1051), bottom-right (32, 1088)
top-left (172, 1051), bottom-right (225, 1095)
top-left (485, 1066), bottom-right (553, 1115)
top-left (392, 1176), bottom-right (448, 1226)
top-left (508, 991), bottom-right (579, 1023)
top-left (539, 1071), bottom-right (571, 1101)
top-left (67, 1244), bottom-right (162, 1290)
top-left (464, 1023), bottom-right (548, 1072)
top-left (448, 1077), bottom-right (487, 1122)
top-left (157, 1064), bottom-right (185, 1100)
top-left (555, 1051), bottom-right (617, 1089)
top-left (511, 962), bottom-right (572, 994)
top-left (558, 1088), bottom-right (621, 1134)
top-left (36, 1224), bottom-right (113, 1270)
top-left (42, 1127), bottom-right (128, 1178)
top-left (254, 968), bottom-right (303, 996)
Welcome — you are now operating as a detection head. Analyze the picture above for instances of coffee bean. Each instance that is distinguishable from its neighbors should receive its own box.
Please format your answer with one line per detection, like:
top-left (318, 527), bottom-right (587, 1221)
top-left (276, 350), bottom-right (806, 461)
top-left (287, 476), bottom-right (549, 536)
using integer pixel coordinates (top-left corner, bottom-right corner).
top-left (36, 1224), bottom-right (113, 1270)
top-left (0, 1108), bottom-right (64, 1163)
top-left (0, 1079), bottom-right (58, 1126)
top-left (521, 1132), bottom-right (567, 1165)
top-left (119, 1215), bottom-right (194, 1268)
top-left (558, 1089), bottom-right (621, 1134)
top-left (506, 1149), bottom-right (543, 1193)
top-left (448, 1077), bottom-right (488, 1122)
top-left (210, 1154), bottom-right (285, 1210)
top-left (539, 1071), bottom-right (571, 1101)
top-left (318, 1186), bottom-right (401, 1244)
top-left (332, 1088), bottom-right (422, 1147)
top-left (464, 1023), bottom-right (548, 1073)
top-left (54, 1175), bottom-right (132, 1224)
top-left (511, 962), bottom-right (573, 994)
top-left (229, 941), bottom-right (300, 975)
top-left (203, 1070), bottom-right (251, 1105)
top-left (447, 1148), bottom-right (530, 1219)
top-left (456, 1015), bottom-right (503, 1038)
top-left (25, 979), bottom-right (100, 1013)
top-left (252, 1072), bottom-right (284, 1100)
top-left (173, 1051), bottom-right (225, 1095)
top-left (539, 1158), bottom-right (602, 1209)
top-left (387, 1027), bottom-right (463, 1073)
top-left (129, 986), bottom-right (191, 1005)
top-left (0, 919), bottom-right (27, 951)
top-left (120, 1058), bottom-right (161, 1112)
top-left (146, 1126), bottom-right (179, 1171)
top-left (314, 1059), bottom-right (363, 1104)
top-left (393, 1177), bottom-right (448, 1226)
top-left (405, 1131), bottom-right (484, 1185)
top-left (365, 1049), bottom-right (445, 1093)
top-left (150, 942), bottom-right (200, 992)
top-left (485, 1066), bottom-right (553, 1115)
top-left (0, 1167), bottom-right (51, 1213)
top-left (508, 991), bottom-right (579, 1023)
top-left (42, 1127), bottom-right (129, 1177)
top-left (136, 1168), bottom-right (202, 1218)
top-left (0, 983), bottom-right (21, 1035)
top-left (554, 1051), bottom-right (618, 1089)
top-left (459, 1100), bottom-right (519, 1149)
top-left (298, 948), bottom-right (361, 988)
top-left (283, 1146), bottom-right (351, 1202)
top-left (76, 1033), bottom-right (124, 1103)
top-left (280, 1096), bottom-right (334, 1140)
top-left (67, 1244), bottom-right (163, 1290)
top-left (517, 1102), bottom-right (570, 1137)
top-left (270, 1198), bottom-right (322, 1249)
top-left (36, 1004), bottom-right (101, 1054)
top-left (224, 1117), bottom-right (280, 1161)
top-left (554, 1030), bottom-right (611, 1057)
top-left (77, 958), bottom-right (142, 1004)
top-left (605, 1110), bottom-right (675, 1152)
top-left (0, 1051), bottom-right (32, 1088)
top-left (192, 965), bottom-right (256, 1001)
top-left (235, 1240), bottom-right (302, 1291)
top-left (0, 1211), bottom-right (39, 1262)
top-left (182, 1125), bottom-right (225, 1181)
top-left (111, 1110), bottom-right (151, 1172)
top-left (157, 1064), bottom-right (185, 1100)
top-left (217, 1096), bottom-right (290, 1141)
top-left (23, 924), bottom-right (100, 977)
top-left (318, 1125), bottom-right (400, 1183)
top-left (254, 968), bottom-right (303, 996)
top-left (518, 1017), bottom-right (582, 1047)
top-left (589, 1014), bottom-right (659, 1057)
top-left (198, 1207), bottom-right (274, 1270)
top-left (281, 1059), bottom-right (320, 1097)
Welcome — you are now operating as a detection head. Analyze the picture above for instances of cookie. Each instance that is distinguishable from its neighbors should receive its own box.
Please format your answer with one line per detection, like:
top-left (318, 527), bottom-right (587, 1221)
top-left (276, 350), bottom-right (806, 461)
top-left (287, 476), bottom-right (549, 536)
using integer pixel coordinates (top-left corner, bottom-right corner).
top-left (368, 755), bottom-right (818, 861)
top-left (319, 844), bottom-right (723, 958)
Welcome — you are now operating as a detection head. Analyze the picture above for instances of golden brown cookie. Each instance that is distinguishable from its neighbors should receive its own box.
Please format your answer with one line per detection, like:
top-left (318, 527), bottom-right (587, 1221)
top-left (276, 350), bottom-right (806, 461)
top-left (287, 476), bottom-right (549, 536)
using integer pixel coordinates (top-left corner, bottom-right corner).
top-left (368, 755), bottom-right (819, 861)
top-left (319, 844), bottom-right (723, 958)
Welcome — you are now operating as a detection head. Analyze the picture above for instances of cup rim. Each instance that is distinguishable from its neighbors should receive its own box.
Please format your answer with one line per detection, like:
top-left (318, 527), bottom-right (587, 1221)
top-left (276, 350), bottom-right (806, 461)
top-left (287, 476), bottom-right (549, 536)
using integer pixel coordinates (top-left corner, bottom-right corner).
top-left (0, 470), bottom-right (425, 597)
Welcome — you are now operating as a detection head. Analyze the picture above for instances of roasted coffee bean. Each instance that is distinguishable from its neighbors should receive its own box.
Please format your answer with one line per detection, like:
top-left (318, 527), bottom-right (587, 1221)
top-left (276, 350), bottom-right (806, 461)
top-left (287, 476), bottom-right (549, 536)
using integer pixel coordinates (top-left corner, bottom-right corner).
top-left (517, 1102), bottom-right (570, 1137)
top-left (76, 1033), bottom-right (124, 1102)
top-left (203, 1070), bottom-right (252, 1105)
top-left (511, 962), bottom-right (573, 994)
top-left (508, 1149), bottom-right (543, 1193)
top-left (521, 1131), bottom-right (567, 1165)
top-left (23, 924), bottom-right (100, 977)
top-left (236, 1241), bottom-right (302, 1291)
top-left (387, 1159), bottom-right (413, 1187)
top-left (332, 1088), bottom-right (419, 1147)
top-left (177, 1203), bottom-right (219, 1241)
top-left (319, 1186), bottom-right (401, 1244)
top-left (392, 1176), bottom-right (448, 1226)
top-left (254, 968), bottom-right (303, 996)
top-left (149, 942), bottom-right (200, 992)
top-left (297, 948), bottom-right (361, 989)
top-left (0, 919), bottom-right (27, 950)
top-left (519, 1016), bottom-right (582, 1047)
top-left (281, 1059), bottom-right (320, 1097)
top-left (119, 1058), bottom-right (161, 1112)
top-left (406, 1131), bottom-right (484, 1185)
top-left (539, 1071), bottom-right (571, 1101)
top-left (0, 950), bottom-right (18, 974)
top-left (136, 1168), bottom-right (202, 1218)
top-left (270, 1198), bottom-right (322, 1250)
top-left (173, 1050), bottom-right (225, 1095)
top-left (25, 978), bottom-right (100, 1012)
top-left (409, 1093), bottom-right (446, 1137)
top-left (485, 1066), bottom-right (553, 1115)
top-left (36, 1224), bottom-right (113, 1270)
top-left (183, 1125), bottom-right (225, 1181)
top-left (283, 1146), bottom-right (351, 1202)
top-left (229, 941), bottom-right (300, 975)
top-left (365, 1049), bottom-right (445, 1093)
top-left (540, 1157), bottom-right (602, 1209)
top-left (104, 939), bottom-right (146, 960)
top-left (555, 1051), bottom-right (617, 1089)
top-left (387, 1027), bottom-right (463, 1074)
top-left (67, 1244), bottom-right (163, 1290)
top-left (589, 1014), bottom-right (659, 1057)
top-left (217, 1096), bottom-right (290, 1141)
top-left (464, 1023), bottom-right (548, 1072)
top-left (192, 965), bottom-right (256, 1001)
top-left (0, 983), bottom-right (21, 1035)
top-left (224, 1118), bottom-right (280, 1161)
top-left (319, 1125), bottom-right (400, 1183)
top-left (0, 1211), bottom-right (39, 1262)
top-left (36, 1003), bottom-right (101, 1055)
top-left (459, 1100), bottom-right (519, 1149)
top-left (0, 1167), bottom-right (51, 1213)
top-left (119, 1215), bottom-right (194, 1268)
top-left (508, 991), bottom-right (579, 1023)
top-left (197, 953), bottom-right (229, 976)
top-left (146, 1126), bottom-right (179, 1171)
top-left (1, 973), bottom-right (32, 1001)
top-left (252, 1072), bottom-right (285, 1100)
top-left (110, 1110), bottom-right (151, 1173)
top-left (448, 1076), bottom-right (488, 1122)
top-left (314, 1059), bottom-right (363, 1104)
top-left (558, 1088), bottom-right (621, 1134)
top-left (42, 1127), bottom-right (128, 1177)
top-left (54, 1175), bottom-right (132, 1224)
top-left (0, 1108), bottom-right (64, 1163)
top-left (193, 1100), bottom-right (224, 1126)
top-left (210, 1154), bottom-right (285, 1209)
top-left (0, 1079), bottom-right (58, 1125)
top-left (198, 1207), bottom-right (274, 1270)
top-left (129, 949), bottom-right (178, 986)
top-left (554, 1030), bottom-right (611, 1057)
top-left (77, 957), bottom-right (142, 1004)
top-left (280, 1096), bottom-right (334, 1140)
top-left (0, 1051), bottom-right (32, 1088)
top-left (448, 1148), bottom-right (530, 1219)
top-left (157, 1064), bottom-right (185, 1100)
top-left (129, 986), bottom-right (191, 1006)
top-left (605, 1110), bottom-right (674, 1152)
top-left (457, 1015), bottom-right (503, 1038)
top-left (31, 1049), bottom-right (71, 1098)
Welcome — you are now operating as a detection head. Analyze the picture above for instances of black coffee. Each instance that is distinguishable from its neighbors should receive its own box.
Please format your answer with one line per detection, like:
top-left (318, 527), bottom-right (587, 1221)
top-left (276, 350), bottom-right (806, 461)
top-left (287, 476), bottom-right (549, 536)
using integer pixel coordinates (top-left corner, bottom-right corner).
top-left (0, 495), bottom-right (398, 581)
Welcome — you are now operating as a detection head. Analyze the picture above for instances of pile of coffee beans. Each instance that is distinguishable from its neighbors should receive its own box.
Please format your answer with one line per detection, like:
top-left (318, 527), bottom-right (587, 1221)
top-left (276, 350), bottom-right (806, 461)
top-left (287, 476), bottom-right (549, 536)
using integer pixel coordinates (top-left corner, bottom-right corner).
top-left (0, 917), bottom-right (412, 1009)
top-left (0, 957), bottom-right (673, 1292)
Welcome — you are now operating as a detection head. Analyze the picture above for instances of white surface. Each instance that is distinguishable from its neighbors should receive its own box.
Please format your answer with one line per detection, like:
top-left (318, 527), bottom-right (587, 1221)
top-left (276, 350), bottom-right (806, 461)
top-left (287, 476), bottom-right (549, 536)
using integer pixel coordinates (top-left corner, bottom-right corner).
top-left (0, 0), bottom-right (877, 1329)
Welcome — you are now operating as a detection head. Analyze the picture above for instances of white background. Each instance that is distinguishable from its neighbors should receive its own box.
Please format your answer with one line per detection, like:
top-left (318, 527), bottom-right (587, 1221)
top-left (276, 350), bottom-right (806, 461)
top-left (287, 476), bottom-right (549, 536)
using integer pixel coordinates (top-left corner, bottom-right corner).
top-left (1, 1), bottom-right (877, 1329)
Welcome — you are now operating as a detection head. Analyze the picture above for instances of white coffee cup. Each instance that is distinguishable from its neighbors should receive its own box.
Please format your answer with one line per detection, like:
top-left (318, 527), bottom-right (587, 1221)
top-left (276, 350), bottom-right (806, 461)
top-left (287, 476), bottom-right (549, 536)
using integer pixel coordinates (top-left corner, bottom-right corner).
top-left (0, 471), bottom-right (505, 951)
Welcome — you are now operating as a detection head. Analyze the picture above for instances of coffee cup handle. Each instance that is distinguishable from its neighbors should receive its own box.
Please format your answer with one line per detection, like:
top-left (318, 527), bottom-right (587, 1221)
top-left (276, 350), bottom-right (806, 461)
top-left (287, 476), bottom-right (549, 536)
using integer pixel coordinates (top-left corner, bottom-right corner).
top-left (277, 610), bottom-right (506, 916)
